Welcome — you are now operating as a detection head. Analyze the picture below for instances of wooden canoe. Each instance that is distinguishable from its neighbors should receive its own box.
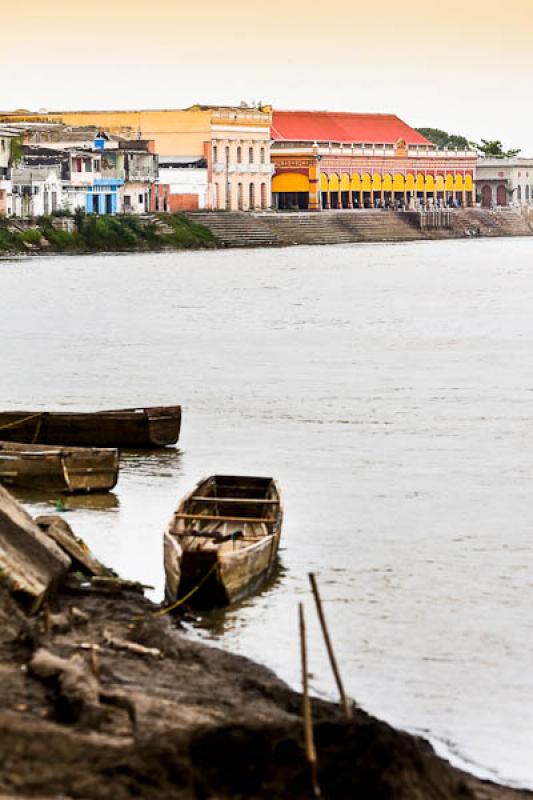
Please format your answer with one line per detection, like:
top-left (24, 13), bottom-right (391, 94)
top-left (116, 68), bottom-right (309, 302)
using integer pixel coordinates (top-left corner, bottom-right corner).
top-left (0, 440), bottom-right (119, 493)
top-left (164, 474), bottom-right (283, 609)
top-left (0, 406), bottom-right (181, 448)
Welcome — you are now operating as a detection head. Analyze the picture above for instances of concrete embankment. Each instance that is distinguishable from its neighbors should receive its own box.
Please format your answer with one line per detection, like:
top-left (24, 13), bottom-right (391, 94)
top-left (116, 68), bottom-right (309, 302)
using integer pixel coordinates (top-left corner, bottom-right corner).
top-left (0, 484), bottom-right (531, 799)
top-left (186, 208), bottom-right (533, 248)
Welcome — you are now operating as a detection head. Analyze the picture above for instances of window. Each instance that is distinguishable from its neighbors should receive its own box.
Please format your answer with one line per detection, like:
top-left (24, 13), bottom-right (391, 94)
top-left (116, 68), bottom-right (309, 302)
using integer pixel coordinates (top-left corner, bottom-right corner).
top-left (517, 185), bottom-right (522, 201)
top-left (237, 146), bottom-right (242, 164)
top-left (213, 145), bottom-right (218, 163)
top-left (139, 194), bottom-right (143, 203)
top-left (260, 147), bottom-right (265, 164)
top-left (0, 139), bottom-right (5, 151)
top-left (249, 146), bottom-right (254, 164)
top-left (225, 146), bottom-right (230, 165)
top-left (249, 182), bottom-right (255, 208)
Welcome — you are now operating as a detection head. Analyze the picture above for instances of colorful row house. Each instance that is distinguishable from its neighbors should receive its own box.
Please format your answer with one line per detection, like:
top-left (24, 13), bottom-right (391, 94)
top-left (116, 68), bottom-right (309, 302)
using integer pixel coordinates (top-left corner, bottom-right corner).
top-left (270, 111), bottom-right (477, 211)
top-left (0, 106), bottom-right (274, 212)
top-left (1, 124), bottom-right (158, 217)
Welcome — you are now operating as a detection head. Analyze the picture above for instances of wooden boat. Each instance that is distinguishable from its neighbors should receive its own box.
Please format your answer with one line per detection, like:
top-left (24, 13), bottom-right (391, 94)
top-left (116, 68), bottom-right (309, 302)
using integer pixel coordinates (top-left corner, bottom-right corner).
top-left (0, 406), bottom-right (181, 448)
top-left (164, 475), bottom-right (283, 609)
top-left (0, 441), bottom-right (119, 493)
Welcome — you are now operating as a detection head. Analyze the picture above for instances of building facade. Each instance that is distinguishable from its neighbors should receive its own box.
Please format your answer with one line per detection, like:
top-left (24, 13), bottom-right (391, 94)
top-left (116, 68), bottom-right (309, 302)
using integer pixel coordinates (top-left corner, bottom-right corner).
top-left (206, 105), bottom-right (273, 210)
top-left (158, 156), bottom-right (208, 211)
top-left (476, 158), bottom-right (533, 208)
top-left (271, 111), bottom-right (477, 211)
top-left (0, 128), bottom-right (17, 216)
top-left (0, 106), bottom-right (273, 211)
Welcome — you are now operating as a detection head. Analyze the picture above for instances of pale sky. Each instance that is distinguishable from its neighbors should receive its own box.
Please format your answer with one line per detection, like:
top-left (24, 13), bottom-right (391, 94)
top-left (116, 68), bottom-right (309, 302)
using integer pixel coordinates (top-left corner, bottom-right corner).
top-left (2, 0), bottom-right (532, 154)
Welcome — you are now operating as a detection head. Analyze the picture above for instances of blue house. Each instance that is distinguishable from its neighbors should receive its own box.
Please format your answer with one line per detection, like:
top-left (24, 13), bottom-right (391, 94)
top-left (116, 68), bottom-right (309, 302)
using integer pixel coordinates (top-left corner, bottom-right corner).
top-left (85, 179), bottom-right (124, 214)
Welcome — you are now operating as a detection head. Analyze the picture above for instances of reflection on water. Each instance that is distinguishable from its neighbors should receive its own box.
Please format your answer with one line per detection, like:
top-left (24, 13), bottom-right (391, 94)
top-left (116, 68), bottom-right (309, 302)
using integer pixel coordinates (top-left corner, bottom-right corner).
top-left (190, 558), bottom-right (287, 638)
top-left (119, 447), bottom-right (183, 477)
top-left (1, 241), bottom-right (533, 788)
top-left (12, 487), bottom-right (120, 512)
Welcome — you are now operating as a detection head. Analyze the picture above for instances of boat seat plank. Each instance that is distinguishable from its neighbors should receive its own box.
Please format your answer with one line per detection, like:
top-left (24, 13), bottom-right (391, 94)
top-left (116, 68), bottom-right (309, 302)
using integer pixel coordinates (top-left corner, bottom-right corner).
top-left (191, 496), bottom-right (279, 505)
top-left (174, 512), bottom-right (275, 524)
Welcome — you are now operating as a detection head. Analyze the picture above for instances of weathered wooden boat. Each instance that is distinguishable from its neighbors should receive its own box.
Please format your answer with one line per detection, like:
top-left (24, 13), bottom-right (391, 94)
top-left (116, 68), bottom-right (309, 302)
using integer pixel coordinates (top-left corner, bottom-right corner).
top-left (0, 441), bottom-right (119, 493)
top-left (0, 406), bottom-right (181, 448)
top-left (164, 475), bottom-right (283, 609)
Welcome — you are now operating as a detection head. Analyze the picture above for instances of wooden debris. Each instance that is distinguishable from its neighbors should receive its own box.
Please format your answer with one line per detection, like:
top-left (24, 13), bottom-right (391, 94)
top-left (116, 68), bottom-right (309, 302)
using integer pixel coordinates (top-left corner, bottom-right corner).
top-left (36, 516), bottom-right (113, 578)
top-left (309, 572), bottom-right (353, 720)
top-left (0, 485), bottom-right (71, 613)
top-left (299, 603), bottom-right (321, 798)
top-left (90, 576), bottom-right (152, 593)
top-left (102, 629), bottom-right (163, 659)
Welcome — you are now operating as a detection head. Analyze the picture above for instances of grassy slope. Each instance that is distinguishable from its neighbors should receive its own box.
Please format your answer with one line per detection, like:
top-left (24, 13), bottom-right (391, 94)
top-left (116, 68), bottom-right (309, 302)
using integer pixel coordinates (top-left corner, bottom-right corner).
top-left (0, 214), bottom-right (217, 255)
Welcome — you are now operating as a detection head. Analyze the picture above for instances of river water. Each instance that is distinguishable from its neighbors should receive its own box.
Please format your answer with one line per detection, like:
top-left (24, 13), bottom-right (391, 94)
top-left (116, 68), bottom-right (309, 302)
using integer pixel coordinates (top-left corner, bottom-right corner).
top-left (1, 239), bottom-right (532, 788)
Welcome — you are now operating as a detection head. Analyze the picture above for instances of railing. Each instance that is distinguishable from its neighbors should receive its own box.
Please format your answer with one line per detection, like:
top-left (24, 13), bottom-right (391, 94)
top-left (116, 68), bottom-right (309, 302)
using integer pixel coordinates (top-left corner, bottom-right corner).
top-left (418, 208), bottom-right (453, 230)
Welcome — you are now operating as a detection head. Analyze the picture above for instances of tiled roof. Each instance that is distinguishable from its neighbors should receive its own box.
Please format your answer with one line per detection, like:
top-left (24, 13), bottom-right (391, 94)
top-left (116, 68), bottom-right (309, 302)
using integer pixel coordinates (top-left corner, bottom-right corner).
top-left (271, 111), bottom-right (431, 146)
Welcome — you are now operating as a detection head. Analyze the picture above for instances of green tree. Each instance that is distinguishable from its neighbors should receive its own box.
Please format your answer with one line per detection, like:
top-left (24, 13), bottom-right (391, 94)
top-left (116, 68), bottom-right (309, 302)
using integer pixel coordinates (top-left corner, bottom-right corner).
top-left (416, 128), bottom-right (471, 149)
top-left (9, 136), bottom-right (24, 166)
top-left (475, 139), bottom-right (521, 158)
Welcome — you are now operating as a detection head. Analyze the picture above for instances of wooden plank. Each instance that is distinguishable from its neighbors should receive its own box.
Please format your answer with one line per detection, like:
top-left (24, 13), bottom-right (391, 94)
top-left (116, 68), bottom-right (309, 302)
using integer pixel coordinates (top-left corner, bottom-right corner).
top-left (174, 512), bottom-right (275, 524)
top-left (191, 496), bottom-right (279, 505)
top-left (0, 485), bottom-right (71, 613)
top-left (36, 516), bottom-right (113, 578)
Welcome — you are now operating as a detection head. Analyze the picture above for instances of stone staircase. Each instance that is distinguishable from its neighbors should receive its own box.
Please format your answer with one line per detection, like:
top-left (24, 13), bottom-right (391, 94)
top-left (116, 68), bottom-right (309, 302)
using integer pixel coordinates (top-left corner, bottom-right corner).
top-left (185, 212), bottom-right (280, 248)
top-left (185, 208), bottom-right (532, 249)
top-left (450, 208), bottom-right (533, 237)
top-left (139, 214), bottom-right (175, 235)
top-left (186, 210), bottom-right (424, 247)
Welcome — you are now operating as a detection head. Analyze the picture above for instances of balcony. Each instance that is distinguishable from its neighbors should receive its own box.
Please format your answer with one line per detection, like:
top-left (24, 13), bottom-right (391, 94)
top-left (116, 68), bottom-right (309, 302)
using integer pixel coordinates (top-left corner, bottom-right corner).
top-left (128, 168), bottom-right (157, 182)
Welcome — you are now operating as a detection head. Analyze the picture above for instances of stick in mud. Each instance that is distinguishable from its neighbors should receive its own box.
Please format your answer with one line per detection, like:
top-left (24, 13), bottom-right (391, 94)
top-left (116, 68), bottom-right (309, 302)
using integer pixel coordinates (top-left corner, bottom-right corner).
top-left (309, 572), bottom-right (353, 720)
top-left (299, 602), bottom-right (321, 798)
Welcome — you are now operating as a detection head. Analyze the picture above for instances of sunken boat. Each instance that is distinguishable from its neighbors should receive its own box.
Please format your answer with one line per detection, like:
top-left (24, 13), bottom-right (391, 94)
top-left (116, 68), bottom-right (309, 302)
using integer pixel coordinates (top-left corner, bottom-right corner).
top-left (0, 406), bottom-right (181, 448)
top-left (0, 441), bottom-right (119, 493)
top-left (164, 475), bottom-right (283, 609)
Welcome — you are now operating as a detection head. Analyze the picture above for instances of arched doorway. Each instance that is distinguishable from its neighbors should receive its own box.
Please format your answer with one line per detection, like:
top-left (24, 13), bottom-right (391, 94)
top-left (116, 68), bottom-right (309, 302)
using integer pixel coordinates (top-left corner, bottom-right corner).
top-left (481, 185), bottom-right (492, 208)
top-left (249, 183), bottom-right (255, 210)
top-left (272, 173), bottom-right (310, 210)
top-left (237, 183), bottom-right (243, 210)
top-left (496, 185), bottom-right (507, 206)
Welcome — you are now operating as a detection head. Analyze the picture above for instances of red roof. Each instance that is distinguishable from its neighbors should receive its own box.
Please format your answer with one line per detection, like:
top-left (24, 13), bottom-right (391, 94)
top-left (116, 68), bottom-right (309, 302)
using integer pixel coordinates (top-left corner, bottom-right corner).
top-left (271, 110), bottom-right (431, 146)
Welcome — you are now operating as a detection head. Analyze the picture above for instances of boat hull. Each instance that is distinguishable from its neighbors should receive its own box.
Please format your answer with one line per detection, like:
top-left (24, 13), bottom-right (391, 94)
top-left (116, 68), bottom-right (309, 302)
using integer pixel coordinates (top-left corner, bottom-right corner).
top-left (0, 406), bottom-right (181, 448)
top-left (0, 441), bottom-right (119, 493)
top-left (164, 474), bottom-right (283, 610)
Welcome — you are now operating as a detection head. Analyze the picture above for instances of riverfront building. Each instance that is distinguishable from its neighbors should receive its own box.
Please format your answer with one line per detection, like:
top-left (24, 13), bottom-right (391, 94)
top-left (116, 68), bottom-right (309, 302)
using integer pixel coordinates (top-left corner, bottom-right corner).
top-left (476, 158), bottom-right (533, 208)
top-left (0, 106), bottom-right (273, 212)
top-left (271, 111), bottom-right (477, 211)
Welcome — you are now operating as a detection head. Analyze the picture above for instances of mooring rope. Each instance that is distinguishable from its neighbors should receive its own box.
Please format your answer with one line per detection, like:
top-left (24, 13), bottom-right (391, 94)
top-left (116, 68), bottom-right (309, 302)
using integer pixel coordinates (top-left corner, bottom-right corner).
top-left (152, 561), bottom-right (219, 617)
top-left (0, 412), bottom-right (44, 433)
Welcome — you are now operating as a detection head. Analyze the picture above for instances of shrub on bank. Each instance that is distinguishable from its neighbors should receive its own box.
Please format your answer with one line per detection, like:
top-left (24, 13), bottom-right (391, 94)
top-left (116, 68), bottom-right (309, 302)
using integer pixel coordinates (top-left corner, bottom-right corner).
top-left (0, 213), bottom-right (216, 255)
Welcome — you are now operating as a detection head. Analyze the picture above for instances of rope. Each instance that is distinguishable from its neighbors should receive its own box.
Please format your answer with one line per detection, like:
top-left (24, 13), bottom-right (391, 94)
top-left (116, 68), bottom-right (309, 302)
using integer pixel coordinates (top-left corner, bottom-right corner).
top-left (31, 414), bottom-right (43, 443)
top-left (152, 561), bottom-right (219, 617)
top-left (0, 412), bottom-right (43, 433)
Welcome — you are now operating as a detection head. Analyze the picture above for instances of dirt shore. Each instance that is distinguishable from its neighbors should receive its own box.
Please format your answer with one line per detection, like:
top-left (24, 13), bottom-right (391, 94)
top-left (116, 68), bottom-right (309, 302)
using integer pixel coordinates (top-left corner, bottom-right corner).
top-left (0, 575), bottom-right (530, 800)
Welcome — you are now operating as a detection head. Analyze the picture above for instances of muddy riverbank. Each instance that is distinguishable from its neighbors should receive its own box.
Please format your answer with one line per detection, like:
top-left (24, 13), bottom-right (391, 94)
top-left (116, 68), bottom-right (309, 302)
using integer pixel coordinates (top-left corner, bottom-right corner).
top-left (0, 571), bottom-right (530, 800)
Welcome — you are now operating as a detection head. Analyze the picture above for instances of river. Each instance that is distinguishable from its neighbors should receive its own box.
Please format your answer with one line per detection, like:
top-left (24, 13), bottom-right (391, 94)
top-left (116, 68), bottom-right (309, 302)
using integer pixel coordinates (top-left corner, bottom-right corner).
top-left (1, 238), bottom-right (532, 788)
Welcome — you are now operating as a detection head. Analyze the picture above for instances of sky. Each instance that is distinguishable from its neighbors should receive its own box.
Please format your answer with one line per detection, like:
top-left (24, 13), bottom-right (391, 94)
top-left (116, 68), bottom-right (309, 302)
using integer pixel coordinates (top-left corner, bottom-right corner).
top-left (2, 0), bottom-right (532, 154)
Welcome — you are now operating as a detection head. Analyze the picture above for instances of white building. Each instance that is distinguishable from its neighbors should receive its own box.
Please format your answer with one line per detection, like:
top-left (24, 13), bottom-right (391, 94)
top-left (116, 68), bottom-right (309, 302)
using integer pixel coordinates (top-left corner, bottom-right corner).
top-left (158, 157), bottom-right (208, 211)
top-left (476, 158), bottom-right (533, 208)
top-left (11, 166), bottom-right (63, 218)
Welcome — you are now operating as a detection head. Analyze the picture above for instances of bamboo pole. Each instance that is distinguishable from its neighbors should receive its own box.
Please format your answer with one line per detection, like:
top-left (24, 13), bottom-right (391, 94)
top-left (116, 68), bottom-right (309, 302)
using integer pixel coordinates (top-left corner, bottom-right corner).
top-left (299, 602), bottom-right (321, 798)
top-left (309, 572), bottom-right (352, 720)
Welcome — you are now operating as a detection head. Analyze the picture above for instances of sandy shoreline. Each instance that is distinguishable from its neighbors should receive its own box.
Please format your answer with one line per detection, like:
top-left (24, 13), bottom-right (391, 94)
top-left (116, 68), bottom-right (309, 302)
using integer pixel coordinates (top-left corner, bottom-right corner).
top-left (0, 569), bottom-right (530, 799)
